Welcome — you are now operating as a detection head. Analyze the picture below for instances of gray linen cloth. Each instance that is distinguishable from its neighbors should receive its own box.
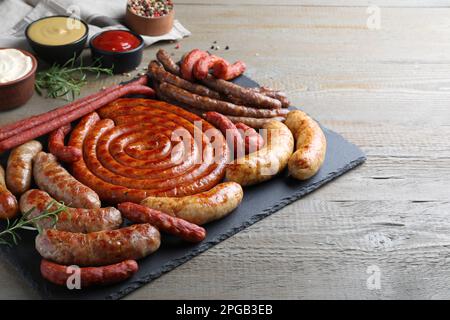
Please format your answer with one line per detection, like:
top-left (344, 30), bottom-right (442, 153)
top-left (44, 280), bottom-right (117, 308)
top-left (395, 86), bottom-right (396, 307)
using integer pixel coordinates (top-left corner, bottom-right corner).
top-left (0, 0), bottom-right (190, 49)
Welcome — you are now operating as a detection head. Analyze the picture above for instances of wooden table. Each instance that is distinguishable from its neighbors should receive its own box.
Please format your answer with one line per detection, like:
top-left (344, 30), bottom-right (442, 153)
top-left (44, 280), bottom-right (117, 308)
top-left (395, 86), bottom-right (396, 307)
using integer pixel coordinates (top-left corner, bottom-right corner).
top-left (1, 0), bottom-right (450, 299)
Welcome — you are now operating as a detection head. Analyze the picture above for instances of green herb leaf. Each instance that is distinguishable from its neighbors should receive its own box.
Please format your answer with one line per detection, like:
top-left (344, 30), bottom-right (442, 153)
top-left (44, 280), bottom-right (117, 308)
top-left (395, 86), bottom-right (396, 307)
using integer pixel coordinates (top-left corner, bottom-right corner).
top-left (0, 201), bottom-right (67, 246)
top-left (34, 56), bottom-right (113, 101)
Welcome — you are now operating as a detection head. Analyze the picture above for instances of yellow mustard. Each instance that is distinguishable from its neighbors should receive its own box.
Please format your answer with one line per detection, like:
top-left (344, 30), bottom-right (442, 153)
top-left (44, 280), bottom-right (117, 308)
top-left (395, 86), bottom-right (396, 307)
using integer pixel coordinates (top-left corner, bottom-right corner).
top-left (27, 16), bottom-right (87, 46)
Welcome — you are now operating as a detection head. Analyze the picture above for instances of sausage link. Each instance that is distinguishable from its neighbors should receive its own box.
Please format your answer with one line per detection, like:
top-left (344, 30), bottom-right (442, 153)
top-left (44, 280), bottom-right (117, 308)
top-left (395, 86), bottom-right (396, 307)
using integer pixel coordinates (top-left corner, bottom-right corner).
top-left (6, 140), bottom-right (42, 196)
top-left (33, 151), bottom-right (101, 208)
top-left (204, 111), bottom-right (245, 159)
top-left (284, 110), bottom-right (327, 180)
top-left (118, 202), bottom-right (206, 243)
top-left (141, 182), bottom-right (243, 225)
top-left (235, 122), bottom-right (265, 154)
top-left (212, 60), bottom-right (246, 81)
top-left (159, 82), bottom-right (288, 118)
top-left (41, 259), bottom-right (138, 287)
top-left (224, 115), bottom-right (286, 129)
top-left (20, 189), bottom-right (122, 233)
top-left (156, 49), bottom-right (180, 75)
top-left (201, 75), bottom-right (282, 109)
top-left (253, 87), bottom-right (290, 108)
top-left (148, 60), bottom-right (222, 100)
top-left (193, 55), bottom-right (222, 80)
top-left (35, 224), bottom-right (161, 266)
top-left (225, 120), bottom-right (294, 186)
top-left (0, 165), bottom-right (19, 219)
top-left (180, 49), bottom-right (209, 81)
top-left (48, 124), bottom-right (82, 163)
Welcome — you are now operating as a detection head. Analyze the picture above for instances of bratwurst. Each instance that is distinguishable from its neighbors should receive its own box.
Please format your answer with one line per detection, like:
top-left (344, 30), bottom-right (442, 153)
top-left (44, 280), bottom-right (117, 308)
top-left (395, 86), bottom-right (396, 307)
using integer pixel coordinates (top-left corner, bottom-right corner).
top-left (6, 140), bottom-right (42, 196)
top-left (36, 224), bottom-right (160, 266)
top-left (20, 189), bottom-right (122, 233)
top-left (225, 120), bottom-right (294, 186)
top-left (284, 110), bottom-right (327, 180)
top-left (141, 182), bottom-right (243, 225)
top-left (33, 152), bottom-right (101, 208)
top-left (0, 165), bottom-right (19, 219)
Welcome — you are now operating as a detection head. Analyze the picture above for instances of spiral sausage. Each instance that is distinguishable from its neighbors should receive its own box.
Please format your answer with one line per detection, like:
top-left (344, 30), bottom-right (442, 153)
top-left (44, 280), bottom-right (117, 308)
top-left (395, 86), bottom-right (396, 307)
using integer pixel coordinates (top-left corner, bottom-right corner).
top-left (68, 99), bottom-right (229, 204)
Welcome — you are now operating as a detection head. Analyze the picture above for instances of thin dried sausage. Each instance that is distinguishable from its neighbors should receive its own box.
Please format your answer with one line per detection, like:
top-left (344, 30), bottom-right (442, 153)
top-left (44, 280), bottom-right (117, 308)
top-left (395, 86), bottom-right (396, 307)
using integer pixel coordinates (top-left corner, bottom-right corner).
top-left (40, 259), bottom-right (138, 288)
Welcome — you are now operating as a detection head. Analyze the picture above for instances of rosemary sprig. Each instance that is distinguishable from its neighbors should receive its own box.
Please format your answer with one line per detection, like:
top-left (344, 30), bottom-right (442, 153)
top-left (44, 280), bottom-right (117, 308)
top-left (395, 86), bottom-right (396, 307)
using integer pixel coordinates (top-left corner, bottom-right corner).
top-left (35, 56), bottom-right (113, 101)
top-left (0, 200), bottom-right (67, 246)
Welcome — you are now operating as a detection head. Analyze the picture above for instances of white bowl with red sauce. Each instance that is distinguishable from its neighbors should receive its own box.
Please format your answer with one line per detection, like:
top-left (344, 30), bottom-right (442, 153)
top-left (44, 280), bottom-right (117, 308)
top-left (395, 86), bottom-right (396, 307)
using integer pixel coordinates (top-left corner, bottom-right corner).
top-left (89, 30), bottom-right (144, 74)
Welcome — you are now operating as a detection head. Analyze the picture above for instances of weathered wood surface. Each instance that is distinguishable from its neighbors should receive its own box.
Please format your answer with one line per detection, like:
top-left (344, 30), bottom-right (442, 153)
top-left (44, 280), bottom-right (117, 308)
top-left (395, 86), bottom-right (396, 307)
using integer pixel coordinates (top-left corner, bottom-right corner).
top-left (1, 2), bottom-right (450, 299)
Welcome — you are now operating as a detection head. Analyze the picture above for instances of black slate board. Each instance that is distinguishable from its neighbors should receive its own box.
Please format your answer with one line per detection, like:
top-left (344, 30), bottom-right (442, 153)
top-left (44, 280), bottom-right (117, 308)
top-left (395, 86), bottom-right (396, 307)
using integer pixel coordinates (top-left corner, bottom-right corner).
top-left (0, 76), bottom-right (366, 300)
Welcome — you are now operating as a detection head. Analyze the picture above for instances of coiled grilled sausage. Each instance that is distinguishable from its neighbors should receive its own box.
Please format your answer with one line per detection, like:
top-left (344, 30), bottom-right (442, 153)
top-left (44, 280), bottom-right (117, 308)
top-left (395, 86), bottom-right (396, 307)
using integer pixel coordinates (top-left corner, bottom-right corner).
top-left (36, 224), bottom-right (161, 266)
top-left (20, 189), bottom-right (122, 233)
top-left (68, 99), bottom-right (229, 204)
top-left (141, 182), bottom-right (243, 225)
top-left (6, 140), bottom-right (42, 196)
top-left (284, 110), bottom-right (327, 180)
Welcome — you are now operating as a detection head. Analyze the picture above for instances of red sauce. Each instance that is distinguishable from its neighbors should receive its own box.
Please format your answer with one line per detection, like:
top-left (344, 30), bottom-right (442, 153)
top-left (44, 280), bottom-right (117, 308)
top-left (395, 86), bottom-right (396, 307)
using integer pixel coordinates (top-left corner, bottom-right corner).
top-left (92, 30), bottom-right (141, 52)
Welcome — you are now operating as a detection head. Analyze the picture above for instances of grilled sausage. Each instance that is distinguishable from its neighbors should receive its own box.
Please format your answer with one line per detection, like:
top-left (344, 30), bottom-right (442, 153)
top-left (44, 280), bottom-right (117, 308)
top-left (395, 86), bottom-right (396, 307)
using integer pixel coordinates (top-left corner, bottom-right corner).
top-left (156, 48), bottom-right (180, 75)
top-left (33, 152), bottom-right (101, 209)
top-left (159, 82), bottom-right (288, 118)
top-left (48, 124), bottom-right (82, 163)
top-left (0, 165), bottom-right (19, 219)
top-left (180, 49), bottom-right (209, 81)
top-left (235, 122), bottom-right (265, 154)
top-left (193, 55), bottom-right (222, 80)
top-left (225, 115), bottom-right (286, 129)
top-left (225, 120), bottom-right (294, 186)
top-left (20, 189), bottom-right (122, 233)
top-left (201, 75), bottom-right (282, 109)
top-left (212, 59), bottom-right (246, 80)
top-left (148, 60), bottom-right (222, 100)
top-left (141, 182), bottom-right (243, 225)
top-left (6, 140), bottom-right (42, 196)
top-left (284, 110), bottom-right (327, 180)
top-left (40, 259), bottom-right (138, 288)
top-left (35, 224), bottom-right (161, 266)
top-left (118, 202), bottom-right (206, 242)
top-left (204, 111), bottom-right (245, 159)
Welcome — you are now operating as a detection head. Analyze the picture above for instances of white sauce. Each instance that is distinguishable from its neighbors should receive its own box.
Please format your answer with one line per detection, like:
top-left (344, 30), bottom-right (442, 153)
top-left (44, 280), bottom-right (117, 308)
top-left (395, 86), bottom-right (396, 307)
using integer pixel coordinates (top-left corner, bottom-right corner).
top-left (0, 49), bottom-right (33, 84)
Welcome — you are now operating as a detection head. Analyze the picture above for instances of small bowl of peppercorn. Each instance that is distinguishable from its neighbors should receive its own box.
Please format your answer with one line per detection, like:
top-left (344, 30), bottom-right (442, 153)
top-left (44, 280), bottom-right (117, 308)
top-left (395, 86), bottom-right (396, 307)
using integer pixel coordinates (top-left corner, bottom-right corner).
top-left (125, 0), bottom-right (174, 36)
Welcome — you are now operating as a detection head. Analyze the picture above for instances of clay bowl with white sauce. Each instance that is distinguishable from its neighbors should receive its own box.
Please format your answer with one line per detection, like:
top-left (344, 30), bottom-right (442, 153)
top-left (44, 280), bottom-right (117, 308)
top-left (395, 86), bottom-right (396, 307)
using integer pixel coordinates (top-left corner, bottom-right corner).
top-left (0, 48), bottom-right (38, 111)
